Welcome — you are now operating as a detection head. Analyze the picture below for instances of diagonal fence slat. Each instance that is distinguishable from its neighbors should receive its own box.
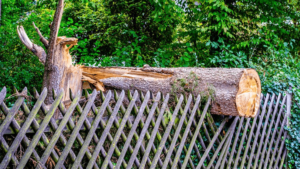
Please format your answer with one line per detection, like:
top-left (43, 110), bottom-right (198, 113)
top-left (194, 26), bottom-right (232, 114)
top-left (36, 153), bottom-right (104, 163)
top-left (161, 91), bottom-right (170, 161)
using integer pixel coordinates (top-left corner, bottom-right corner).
top-left (115, 91), bottom-right (152, 168)
top-left (127, 93), bottom-right (169, 169)
top-left (258, 93), bottom-right (282, 169)
top-left (37, 91), bottom-right (81, 168)
top-left (127, 90), bottom-right (165, 167)
top-left (181, 96), bottom-right (211, 168)
top-left (0, 87), bottom-right (20, 166)
top-left (55, 90), bottom-right (98, 168)
top-left (246, 93), bottom-right (272, 169)
top-left (100, 91), bottom-right (139, 169)
top-left (0, 88), bottom-right (47, 169)
top-left (0, 87), bottom-right (291, 169)
top-left (196, 116), bottom-right (230, 169)
top-left (263, 95), bottom-right (286, 169)
top-left (33, 89), bottom-right (81, 169)
top-left (52, 90), bottom-right (96, 169)
top-left (16, 89), bottom-right (64, 169)
top-left (100, 90), bottom-right (146, 168)
top-left (207, 117), bottom-right (239, 168)
top-left (239, 105), bottom-right (260, 168)
top-left (253, 94), bottom-right (276, 168)
top-left (68, 90), bottom-right (114, 169)
top-left (227, 117), bottom-right (244, 168)
top-left (71, 90), bottom-right (115, 169)
top-left (161, 95), bottom-right (192, 168)
top-left (19, 91), bottom-right (61, 164)
top-left (149, 94), bottom-right (184, 169)
top-left (165, 96), bottom-right (201, 167)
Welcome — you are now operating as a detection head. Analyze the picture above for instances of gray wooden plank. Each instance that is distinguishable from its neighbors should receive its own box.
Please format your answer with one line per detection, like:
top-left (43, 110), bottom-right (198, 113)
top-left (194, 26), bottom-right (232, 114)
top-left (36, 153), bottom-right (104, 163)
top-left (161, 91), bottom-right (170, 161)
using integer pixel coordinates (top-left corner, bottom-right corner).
top-left (99, 91), bottom-right (139, 169)
top-left (37, 91), bottom-right (80, 167)
top-left (0, 88), bottom-right (47, 169)
top-left (17, 89), bottom-right (64, 169)
top-left (246, 94), bottom-right (271, 169)
top-left (196, 117), bottom-right (229, 169)
top-left (115, 91), bottom-right (151, 168)
top-left (162, 94), bottom-right (193, 168)
top-left (258, 93), bottom-right (282, 169)
top-left (181, 96), bottom-right (211, 169)
top-left (252, 94), bottom-right (276, 168)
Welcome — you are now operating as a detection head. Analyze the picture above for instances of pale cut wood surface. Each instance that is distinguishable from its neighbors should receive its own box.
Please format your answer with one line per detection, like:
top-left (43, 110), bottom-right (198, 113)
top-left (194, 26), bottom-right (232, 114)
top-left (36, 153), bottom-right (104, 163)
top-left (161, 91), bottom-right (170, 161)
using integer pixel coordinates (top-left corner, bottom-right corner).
top-left (81, 67), bottom-right (261, 117)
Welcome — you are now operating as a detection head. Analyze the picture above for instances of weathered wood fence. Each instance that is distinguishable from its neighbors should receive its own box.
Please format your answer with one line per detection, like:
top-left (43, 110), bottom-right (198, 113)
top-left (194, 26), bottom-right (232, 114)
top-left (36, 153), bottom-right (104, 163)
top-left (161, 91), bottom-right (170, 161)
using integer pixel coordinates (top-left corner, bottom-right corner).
top-left (0, 87), bottom-right (290, 169)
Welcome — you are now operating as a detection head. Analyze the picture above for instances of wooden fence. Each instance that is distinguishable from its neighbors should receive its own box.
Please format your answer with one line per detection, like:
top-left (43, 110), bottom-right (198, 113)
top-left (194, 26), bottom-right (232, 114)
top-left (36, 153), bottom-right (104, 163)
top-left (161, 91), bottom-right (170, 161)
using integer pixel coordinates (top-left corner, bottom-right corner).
top-left (0, 86), bottom-right (291, 169)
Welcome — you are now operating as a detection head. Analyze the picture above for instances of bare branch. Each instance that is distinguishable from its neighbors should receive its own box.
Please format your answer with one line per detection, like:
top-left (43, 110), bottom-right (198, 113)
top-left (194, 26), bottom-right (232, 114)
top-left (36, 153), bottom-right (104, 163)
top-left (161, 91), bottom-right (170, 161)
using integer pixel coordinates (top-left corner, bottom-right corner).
top-left (46, 0), bottom-right (64, 67)
top-left (32, 22), bottom-right (49, 48)
top-left (17, 25), bottom-right (46, 64)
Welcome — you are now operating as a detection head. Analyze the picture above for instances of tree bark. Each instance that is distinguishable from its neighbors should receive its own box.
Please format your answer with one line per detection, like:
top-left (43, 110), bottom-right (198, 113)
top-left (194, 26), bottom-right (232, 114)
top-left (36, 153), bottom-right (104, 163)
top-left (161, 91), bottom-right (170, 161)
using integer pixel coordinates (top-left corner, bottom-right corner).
top-left (17, 27), bottom-right (82, 104)
top-left (16, 0), bottom-right (261, 117)
top-left (42, 0), bottom-right (66, 104)
top-left (81, 66), bottom-right (261, 117)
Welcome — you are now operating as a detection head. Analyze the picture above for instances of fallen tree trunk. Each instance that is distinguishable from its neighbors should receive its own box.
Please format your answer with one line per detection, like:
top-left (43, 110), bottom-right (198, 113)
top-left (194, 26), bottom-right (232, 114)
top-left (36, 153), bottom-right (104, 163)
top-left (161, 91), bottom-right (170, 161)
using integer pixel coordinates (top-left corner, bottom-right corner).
top-left (16, 2), bottom-right (261, 117)
top-left (82, 66), bottom-right (261, 117)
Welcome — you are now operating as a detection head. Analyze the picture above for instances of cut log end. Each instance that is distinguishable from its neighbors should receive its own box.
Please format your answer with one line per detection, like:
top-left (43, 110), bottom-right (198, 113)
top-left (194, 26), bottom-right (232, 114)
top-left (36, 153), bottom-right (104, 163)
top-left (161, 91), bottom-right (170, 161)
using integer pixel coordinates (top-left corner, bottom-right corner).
top-left (236, 69), bottom-right (261, 117)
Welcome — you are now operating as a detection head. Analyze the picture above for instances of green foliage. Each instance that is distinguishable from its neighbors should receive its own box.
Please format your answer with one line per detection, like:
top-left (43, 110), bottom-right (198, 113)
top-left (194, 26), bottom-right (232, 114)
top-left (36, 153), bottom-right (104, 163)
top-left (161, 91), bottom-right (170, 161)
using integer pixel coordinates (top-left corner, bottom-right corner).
top-left (0, 0), bottom-right (52, 94)
top-left (0, 0), bottom-right (300, 167)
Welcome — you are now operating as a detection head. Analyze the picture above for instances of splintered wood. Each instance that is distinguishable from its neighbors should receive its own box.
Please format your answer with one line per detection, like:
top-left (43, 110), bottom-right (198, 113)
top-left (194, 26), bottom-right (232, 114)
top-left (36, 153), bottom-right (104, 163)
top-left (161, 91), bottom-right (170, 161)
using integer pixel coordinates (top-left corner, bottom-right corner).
top-left (17, 24), bottom-right (261, 117)
top-left (81, 67), bottom-right (261, 117)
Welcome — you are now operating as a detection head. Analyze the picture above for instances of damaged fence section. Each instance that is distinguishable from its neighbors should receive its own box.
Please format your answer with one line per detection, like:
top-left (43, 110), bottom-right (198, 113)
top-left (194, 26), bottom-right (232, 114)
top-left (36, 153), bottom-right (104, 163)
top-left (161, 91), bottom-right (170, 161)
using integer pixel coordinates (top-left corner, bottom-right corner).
top-left (0, 87), bottom-right (291, 169)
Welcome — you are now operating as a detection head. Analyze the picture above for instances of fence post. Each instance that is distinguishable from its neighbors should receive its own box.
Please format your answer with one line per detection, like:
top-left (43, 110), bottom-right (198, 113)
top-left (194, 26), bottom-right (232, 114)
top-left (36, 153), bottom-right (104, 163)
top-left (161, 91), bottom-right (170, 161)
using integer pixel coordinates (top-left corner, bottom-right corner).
top-left (285, 88), bottom-right (292, 169)
top-left (286, 88), bottom-right (292, 128)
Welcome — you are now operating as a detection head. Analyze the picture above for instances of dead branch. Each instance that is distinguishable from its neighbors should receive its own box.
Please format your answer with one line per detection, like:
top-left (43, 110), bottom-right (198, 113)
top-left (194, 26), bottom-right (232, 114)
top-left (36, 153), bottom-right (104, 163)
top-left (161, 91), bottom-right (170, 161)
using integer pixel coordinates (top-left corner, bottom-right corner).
top-left (17, 26), bottom-right (46, 64)
top-left (32, 22), bottom-right (49, 48)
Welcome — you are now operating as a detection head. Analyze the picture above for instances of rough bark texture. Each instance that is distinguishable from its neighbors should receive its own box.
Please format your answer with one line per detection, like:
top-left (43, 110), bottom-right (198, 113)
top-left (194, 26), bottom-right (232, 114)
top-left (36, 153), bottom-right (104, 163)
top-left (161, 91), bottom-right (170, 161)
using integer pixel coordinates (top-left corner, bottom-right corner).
top-left (42, 0), bottom-right (67, 104)
top-left (17, 22), bottom-right (261, 117)
top-left (43, 37), bottom-right (82, 103)
top-left (17, 23), bottom-right (261, 117)
top-left (17, 26), bottom-right (82, 103)
top-left (81, 66), bottom-right (261, 117)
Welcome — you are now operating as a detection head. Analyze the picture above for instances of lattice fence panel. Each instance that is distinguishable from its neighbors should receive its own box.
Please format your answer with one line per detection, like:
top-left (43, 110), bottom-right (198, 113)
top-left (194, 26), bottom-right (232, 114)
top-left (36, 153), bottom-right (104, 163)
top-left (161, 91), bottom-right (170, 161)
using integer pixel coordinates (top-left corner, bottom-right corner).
top-left (0, 87), bottom-right (290, 169)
